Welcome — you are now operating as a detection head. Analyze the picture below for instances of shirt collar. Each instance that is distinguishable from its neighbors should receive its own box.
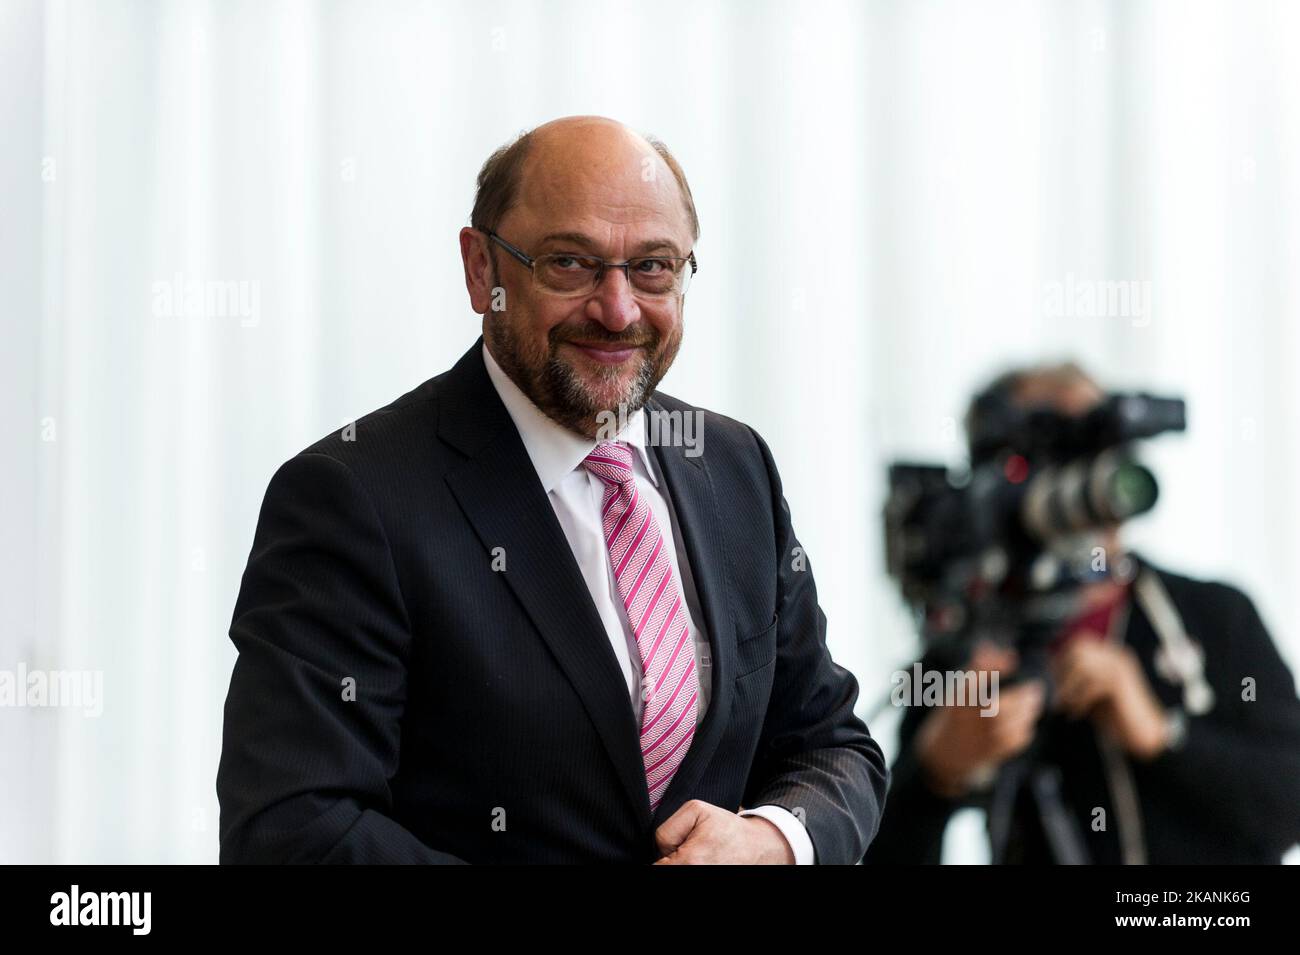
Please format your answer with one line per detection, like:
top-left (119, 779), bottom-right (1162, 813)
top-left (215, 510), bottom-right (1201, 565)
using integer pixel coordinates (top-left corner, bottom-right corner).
top-left (481, 342), bottom-right (658, 494)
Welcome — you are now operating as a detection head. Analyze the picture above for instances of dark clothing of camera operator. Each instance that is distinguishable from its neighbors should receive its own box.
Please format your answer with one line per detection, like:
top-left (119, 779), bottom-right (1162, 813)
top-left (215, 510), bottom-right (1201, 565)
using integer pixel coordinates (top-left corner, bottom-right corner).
top-left (867, 553), bottom-right (1300, 864)
top-left (866, 363), bottom-right (1300, 864)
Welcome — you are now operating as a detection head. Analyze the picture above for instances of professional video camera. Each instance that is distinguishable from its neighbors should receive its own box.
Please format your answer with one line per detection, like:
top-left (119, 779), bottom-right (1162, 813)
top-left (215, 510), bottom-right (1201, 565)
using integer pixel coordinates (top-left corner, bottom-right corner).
top-left (884, 392), bottom-right (1185, 676)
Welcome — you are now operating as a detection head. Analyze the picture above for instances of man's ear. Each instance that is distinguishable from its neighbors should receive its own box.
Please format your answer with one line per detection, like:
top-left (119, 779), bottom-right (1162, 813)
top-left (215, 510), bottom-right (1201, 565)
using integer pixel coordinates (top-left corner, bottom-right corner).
top-left (460, 227), bottom-right (496, 314)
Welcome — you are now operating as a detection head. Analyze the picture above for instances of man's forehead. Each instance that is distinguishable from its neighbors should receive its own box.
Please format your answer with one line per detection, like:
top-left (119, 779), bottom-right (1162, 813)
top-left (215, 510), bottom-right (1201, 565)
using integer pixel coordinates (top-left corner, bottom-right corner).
top-left (508, 126), bottom-right (690, 243)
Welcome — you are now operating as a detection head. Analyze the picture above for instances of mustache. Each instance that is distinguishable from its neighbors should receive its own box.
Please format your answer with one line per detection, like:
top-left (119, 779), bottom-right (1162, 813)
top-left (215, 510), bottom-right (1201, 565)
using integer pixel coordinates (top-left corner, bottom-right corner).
top-left (549, 323), bottom-right (658, 349)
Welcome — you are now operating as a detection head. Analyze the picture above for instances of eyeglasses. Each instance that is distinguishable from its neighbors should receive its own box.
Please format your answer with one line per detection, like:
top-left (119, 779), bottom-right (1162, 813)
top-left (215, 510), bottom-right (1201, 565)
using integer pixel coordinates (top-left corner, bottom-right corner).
top-left (486, 230), bottom-right (697, 299)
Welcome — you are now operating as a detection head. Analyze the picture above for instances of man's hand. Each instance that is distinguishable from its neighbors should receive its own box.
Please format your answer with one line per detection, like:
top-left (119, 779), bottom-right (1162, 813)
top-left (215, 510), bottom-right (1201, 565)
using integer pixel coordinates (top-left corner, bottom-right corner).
top-left (915, 642), bottom-right (1046, 798)
top-left (1051, 634), bottom-right (1170, 760)
top-left (653, 800), bottom-right (795, 864)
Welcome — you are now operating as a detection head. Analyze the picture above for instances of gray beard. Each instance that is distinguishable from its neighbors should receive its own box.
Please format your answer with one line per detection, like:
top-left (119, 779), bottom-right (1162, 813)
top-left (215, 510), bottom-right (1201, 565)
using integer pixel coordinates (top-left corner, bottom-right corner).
top-left (486, 318), bottom-right (665, 440)
top-left (540, 351), bottom-right (656, 437)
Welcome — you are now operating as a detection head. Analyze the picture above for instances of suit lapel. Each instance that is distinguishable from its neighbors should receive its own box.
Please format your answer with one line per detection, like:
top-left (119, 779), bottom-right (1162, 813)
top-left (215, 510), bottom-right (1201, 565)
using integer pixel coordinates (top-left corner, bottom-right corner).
top-left (439, 340), bottom-right (653, 828)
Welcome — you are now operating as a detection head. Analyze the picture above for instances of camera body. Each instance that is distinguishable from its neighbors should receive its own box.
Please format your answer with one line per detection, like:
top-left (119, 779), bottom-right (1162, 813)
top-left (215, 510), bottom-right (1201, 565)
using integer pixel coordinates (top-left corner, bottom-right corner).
top-left (884, 393), bottom-right (1185, 667)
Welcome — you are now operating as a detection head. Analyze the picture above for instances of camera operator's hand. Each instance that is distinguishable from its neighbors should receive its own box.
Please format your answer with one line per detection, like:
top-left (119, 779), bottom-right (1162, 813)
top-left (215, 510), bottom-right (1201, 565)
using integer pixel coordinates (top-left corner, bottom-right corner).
top-left (1051, 635), bottom-right (1170, 760)
top-left (915, 642), bottom-right (1047, 798)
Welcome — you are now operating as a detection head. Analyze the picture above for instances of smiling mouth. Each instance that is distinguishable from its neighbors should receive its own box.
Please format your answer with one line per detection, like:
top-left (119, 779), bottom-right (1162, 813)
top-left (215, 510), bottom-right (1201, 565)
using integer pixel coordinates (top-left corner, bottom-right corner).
top-left (564, 341), bottom-right (644, 365)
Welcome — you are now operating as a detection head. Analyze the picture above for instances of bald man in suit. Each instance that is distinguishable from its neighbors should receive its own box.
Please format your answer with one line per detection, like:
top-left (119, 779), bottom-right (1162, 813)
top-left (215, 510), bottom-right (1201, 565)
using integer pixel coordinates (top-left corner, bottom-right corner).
top-left (218, 117), bottom-right (887, 864)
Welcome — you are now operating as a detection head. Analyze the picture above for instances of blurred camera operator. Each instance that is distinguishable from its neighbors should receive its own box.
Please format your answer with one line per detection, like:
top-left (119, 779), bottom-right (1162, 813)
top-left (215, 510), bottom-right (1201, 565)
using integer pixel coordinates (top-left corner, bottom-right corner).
top-left (866, 362), bottom-right (1300, 864)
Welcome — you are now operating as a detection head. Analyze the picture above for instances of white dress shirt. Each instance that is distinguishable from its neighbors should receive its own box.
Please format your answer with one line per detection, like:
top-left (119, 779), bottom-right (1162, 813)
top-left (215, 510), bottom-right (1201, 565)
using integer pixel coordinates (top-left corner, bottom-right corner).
top-left (482, 344), bottom-right (814, 864)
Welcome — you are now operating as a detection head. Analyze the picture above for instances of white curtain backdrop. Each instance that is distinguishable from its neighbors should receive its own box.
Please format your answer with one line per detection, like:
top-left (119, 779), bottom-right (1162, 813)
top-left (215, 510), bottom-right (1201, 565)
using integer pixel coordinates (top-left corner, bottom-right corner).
top-left (4, 0), bottom-right (1298, 863)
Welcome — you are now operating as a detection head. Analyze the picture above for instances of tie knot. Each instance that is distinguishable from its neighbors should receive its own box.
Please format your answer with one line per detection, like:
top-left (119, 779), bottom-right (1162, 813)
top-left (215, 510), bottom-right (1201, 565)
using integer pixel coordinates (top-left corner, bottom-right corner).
top-left (582, 442), bottom-right (634, 486)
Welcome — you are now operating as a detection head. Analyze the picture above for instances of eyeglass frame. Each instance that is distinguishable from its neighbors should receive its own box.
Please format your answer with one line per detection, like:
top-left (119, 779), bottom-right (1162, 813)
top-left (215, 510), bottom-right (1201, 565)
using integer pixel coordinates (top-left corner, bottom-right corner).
top-left (484, 229), bottom-right (697, 298)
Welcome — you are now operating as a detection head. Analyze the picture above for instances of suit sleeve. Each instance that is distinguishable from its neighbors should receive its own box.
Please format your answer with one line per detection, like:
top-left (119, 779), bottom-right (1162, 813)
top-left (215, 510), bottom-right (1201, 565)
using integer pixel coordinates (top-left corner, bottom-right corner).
top-left (739, 427), bottom-right (891, 864)
top-left (217, 452), bottom-right (467, 864)
top-left (1134, 584), bottom-right (1300, 854)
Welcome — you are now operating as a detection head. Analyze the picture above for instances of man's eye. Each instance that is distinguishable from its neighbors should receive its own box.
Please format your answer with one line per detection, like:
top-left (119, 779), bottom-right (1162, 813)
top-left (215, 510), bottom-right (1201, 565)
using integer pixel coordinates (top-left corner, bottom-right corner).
top-left (635, 258), bottom-right (671, 274)
top-left (552, 255), bottom-right (596, 270)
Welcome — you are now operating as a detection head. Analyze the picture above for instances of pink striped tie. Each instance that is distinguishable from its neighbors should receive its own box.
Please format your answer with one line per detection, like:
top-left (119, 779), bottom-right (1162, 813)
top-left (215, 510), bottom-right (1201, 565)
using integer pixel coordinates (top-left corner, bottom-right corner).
top-left (582, 442), bottom-right (699, 812)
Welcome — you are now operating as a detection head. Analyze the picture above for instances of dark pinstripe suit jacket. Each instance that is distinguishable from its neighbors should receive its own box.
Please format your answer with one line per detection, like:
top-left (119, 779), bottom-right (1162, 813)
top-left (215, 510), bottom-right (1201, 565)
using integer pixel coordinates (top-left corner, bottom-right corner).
top-left (217, 337), bottom-right (888, 864)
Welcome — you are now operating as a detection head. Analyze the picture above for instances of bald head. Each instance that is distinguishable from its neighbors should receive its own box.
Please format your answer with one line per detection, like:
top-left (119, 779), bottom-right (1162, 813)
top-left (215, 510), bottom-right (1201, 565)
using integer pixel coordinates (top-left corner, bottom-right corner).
top-left (529, 114), bottom-right (649, 155)
top-left (470, 116), bottom-right (699, 244)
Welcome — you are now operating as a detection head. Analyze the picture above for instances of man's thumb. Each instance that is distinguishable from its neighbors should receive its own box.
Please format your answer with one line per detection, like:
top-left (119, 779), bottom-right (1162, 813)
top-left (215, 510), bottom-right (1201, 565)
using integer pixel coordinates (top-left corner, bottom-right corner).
top-left (654, 801), bottom-right (702, 855)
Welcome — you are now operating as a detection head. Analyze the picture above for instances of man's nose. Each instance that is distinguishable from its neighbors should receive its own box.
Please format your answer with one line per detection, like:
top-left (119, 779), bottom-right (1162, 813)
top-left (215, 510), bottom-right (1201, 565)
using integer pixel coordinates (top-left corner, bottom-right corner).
top-left (584, 266), bottom-right (641, 331)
